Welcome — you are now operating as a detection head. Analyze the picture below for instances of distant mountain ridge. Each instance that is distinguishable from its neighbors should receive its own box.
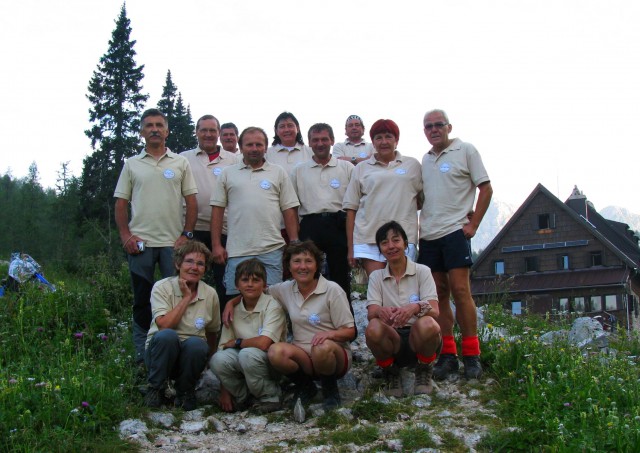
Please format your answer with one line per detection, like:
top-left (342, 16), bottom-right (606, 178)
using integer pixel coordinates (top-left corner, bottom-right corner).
top-left (470, 200), bottom-right (639, 253)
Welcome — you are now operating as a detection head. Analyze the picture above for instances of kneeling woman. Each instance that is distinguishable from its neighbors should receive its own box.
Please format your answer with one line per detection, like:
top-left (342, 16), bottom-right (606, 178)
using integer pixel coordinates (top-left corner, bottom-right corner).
top-left (365, 221), bottom-right (441, 397)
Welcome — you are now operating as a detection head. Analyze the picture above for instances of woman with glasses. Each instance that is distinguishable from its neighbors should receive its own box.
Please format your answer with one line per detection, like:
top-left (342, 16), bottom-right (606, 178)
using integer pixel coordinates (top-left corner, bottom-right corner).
top-left (144, 240), bottom-right (220, 411)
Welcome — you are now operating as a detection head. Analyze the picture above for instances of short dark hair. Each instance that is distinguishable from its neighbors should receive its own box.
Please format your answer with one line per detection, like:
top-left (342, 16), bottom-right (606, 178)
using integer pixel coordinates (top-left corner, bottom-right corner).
top-left (375, 221), bottom-right (408, 252)
top-left (238, 127), bottom-right (268, 149)
top-left (272, 111), bottom-right (305, 146)
top-left (283, 240), bottom-right (324, 280)
top-left (235, 258), bottom-right (267, 285)
top-left (196, 114), bottom-right (220, 131)
top-left (140, 108), bottom-right (168, 130)
top-left (173, 240), bottom-right (212, 272)
top-left (307, 123), bottom-right (334, 142)
top-left (220, 122), bottom-right (239, 136)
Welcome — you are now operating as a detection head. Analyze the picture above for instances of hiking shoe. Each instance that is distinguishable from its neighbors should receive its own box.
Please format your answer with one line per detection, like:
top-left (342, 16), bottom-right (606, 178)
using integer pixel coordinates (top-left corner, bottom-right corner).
top-left (144, 387), bottom-right (169, 408)
top-left (254, 400), bottom-right (282, 414)
top-left (289, 379), bottom-right (318, 408)
top-left (321, 377), bottom-right (342, 411)
top-left (433, 354), bottom-right (459, 381)
top-left (175, 391), bottom-right (197, 411)
top-left (414, 362), bottom-right (434, 395)
top-left (463, 355), bottom-right (483, 380)
top-left (383, 363), bottom-right (403, 398)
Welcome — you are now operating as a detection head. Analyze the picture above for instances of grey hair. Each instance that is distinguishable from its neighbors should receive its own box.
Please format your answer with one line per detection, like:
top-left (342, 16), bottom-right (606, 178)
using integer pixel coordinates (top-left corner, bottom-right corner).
top-left (423, 109), bottom-right (449, 125)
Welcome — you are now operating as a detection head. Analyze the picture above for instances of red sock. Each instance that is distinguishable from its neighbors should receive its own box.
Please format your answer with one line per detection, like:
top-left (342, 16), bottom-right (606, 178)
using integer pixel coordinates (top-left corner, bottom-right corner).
top-left (417, 353), bottom-right (436, 364)
top-left (376, 357), bottom-right (395, 368)
top-left (441, 335), bottom-right (457, 355)
top-left (462, 336), bottom-right (481, 356)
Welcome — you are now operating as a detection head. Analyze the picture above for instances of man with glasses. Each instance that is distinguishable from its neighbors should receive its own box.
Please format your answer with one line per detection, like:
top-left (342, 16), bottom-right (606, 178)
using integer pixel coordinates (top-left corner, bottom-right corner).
top-left (417, 109), bottom-right (493, 380)
top-left (333, 115), bottom-right (374, 165)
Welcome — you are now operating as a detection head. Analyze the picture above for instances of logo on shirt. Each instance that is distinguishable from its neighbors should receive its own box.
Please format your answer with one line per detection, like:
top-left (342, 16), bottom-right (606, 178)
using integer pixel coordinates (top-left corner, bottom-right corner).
top-left (439, 163), bottom-right (451, 173)
top-left (213, 168), bottom-right (223, 176)
top-left (260, 180), bottom-right (271, 190)
top-left (395, 168), bottom-right (407, 175)
top-left (194, 317), bottom-right (205, 330)
top-left (330, 178), bottom-right (341, 189)
top-left (163, 169), bottom-right (175, 179)
top-left (358, 151), bottom-right (368, 158)
top-left (409, 294), bottom-right (420, 303)
top-left (308, 313), bottom-right (321, 326)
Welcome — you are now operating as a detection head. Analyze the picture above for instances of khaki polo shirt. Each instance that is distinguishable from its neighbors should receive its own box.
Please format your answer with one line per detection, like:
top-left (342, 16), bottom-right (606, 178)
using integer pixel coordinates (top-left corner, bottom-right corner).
top-left (217, 293), bottom-right (287, 350)
top-left (181, 146), bottom-right (238, 233)
top-left (266, 143), bottom-right (313, 176)
top-left (146, 277), bottom-right (220, 347)
top-left (420, 138), bottom-right (490, 241)
top-left (210, 160), bottom-right (300, 257)
top-left (114, 149), bottom-right (198, 247)
top-left (332, 140), bottom-right (374, 160)
top-left (366, 259), bottom-right (438, 327)
top-left (342, 151), bottom-right (422, 244)
top-left (268, 276), bottom-right (354, 355)
top-left (291, 156), bottom-right (353, 216)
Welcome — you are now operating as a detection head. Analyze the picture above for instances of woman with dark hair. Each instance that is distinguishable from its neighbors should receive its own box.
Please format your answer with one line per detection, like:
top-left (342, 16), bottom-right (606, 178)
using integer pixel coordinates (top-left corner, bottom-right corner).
top-left (144, 241), bottom-right (220, 411)
top-left (223, 240), bottom-right (355, 411)
top-left (265, 111), bottom-right (313, 175)
top-left (365, 221), bottom-right (440, 397)
top-left (343, 119), bottom-right (423, 277)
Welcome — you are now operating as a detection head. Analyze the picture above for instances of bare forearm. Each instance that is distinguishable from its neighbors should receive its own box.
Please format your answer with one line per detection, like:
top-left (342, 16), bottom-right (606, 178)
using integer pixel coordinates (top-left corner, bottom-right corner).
top-left (283, 208), bottom-right (299, 241)
top-left (470, 182), bottom-right (493, 229)
top-left (184, 194), bottom-right (197, 232)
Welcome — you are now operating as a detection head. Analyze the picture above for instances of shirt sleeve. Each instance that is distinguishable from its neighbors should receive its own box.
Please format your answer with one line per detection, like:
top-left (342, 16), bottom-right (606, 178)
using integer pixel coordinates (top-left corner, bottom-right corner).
top-left (113, 161), bottom-right (133, 200)
top-left (259, 297), bottom-right (287, 343)
top-left (365, 270), bottom-right (384, 307)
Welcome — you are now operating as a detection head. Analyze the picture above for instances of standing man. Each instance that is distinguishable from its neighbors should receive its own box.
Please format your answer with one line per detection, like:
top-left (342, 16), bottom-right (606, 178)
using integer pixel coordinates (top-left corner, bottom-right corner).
top-left (181, 114), bottom-right (237, 301)
top-left (417, 109), bottom-right (492, 380)
top-left (210, 127), bottom-right (300, 299)
top-left (332, 115), bottom-right (374, 165)
top-left (220, 122), bottom-right (240, 154)
top-left (291, 123), bottom-right (353, 300)
top-left (114, 108), bottom-right (198, 365)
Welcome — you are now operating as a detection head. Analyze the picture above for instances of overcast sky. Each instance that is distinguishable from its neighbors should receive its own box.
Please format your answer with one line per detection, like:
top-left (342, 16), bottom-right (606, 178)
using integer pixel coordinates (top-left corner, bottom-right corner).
top-left (1, 0), bottom-right (638, 212)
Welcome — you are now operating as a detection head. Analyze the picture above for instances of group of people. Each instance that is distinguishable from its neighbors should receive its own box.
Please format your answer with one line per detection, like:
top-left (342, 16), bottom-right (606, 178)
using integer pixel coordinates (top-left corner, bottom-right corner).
top-left (113, 107), bottom-right (492, 412)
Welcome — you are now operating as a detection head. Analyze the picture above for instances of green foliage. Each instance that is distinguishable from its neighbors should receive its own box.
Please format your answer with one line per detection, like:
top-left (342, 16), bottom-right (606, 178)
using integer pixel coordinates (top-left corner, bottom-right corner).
top-left (0, 271), bottom-right (140, 451)
top-left (81, 3), bottom-right (148, 225)
top-left (351, 398), bottom-right (416, 422)
top-left (322, 425), bottom-right (380, 447)
top-left (157, 70), bottom-right (196, 153)
top-left (397, 425), bottom-right (436, 451)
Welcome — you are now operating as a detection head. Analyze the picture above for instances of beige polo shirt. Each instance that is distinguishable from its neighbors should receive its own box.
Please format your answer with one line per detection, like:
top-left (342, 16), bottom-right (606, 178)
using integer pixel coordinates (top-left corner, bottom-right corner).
top-left (181, 146), bottom-right (238, 233)
top-left (420, 138), bottom-right (490, 241)
top-left (291, 156), bottom-right (353, 216)
top-left (266, 143), bottom-right (313, 176)
top-left (114, 149), bottom-right (198, 247)
top-left (217, 293), bottom-right (287, 351)
top-left (366, 259), bottom-right (438, 327)
top-left (342, 151), bottom-right (422, 245)
top-left (268, 276), bottom-right (354, 355)
top-left (146, 277), bottom-right (220, 347)
top-left (332, 141), bottom-right (374, 160)
top-left (210, 160), bottom-right (300, 257)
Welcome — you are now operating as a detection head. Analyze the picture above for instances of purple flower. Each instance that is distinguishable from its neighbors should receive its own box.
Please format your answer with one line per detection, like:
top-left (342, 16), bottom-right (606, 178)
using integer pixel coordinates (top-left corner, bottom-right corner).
top-left (36, 327), bottom-right (44, 333)
top-left (8, 378), bottom-right (17, 385)
top-left (82, 401), bottom-right (90, 408)
top-left (74, 332), bottom-right (84, 339)
top-left (100, 335), bottom-right (108, 341)
top-left (564, 402), bottom-right (571, 407)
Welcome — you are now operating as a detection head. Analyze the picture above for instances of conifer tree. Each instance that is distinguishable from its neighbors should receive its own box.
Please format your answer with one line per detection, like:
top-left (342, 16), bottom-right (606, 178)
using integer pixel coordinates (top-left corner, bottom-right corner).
top-left (157, 70), bottom-right (196, 152)
top-left (81, 3), bottom-right (148, 225)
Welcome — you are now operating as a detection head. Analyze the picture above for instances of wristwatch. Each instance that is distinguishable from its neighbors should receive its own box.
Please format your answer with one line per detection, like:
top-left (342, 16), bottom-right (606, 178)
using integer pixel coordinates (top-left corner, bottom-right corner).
top-left (234, 338), bottom-right (243, 349)
top-left (415, 301), bottom-right (433, 318)
top-left (182, 231), bottom-right (194, 239)
top-left (351, 156), bottom-right (357, 163)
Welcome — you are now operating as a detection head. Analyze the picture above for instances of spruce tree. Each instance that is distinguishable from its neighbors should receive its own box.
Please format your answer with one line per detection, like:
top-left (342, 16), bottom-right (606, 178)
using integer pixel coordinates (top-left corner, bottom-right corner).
top-left (81, 3), bottom-right (148, 226)
top-left (157, 70), bottom-right (196, 152)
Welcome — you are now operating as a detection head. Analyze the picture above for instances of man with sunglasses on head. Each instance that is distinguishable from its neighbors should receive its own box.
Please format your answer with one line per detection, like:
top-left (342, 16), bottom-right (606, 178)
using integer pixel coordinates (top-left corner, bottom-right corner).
top-left (417, 109), bottom-right (493, 381)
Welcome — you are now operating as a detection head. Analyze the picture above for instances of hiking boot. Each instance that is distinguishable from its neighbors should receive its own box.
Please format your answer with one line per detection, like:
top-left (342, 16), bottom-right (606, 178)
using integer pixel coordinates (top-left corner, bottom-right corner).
top-left (254, 400), bottom-right (282, 414)
top-left (463, 355), bottom-right (483, 380)
top-left (289, 379), bottom-right (318, 408)
top-left (414, 362), bottom-right (434, 395)
top-left (433, 354), bottom-right (459, 381)
top-left (321, 376), bottom-right (342, 411)
top-left (144, 387), bottom-right (169, 408)
top-left (383, 363), bottom-right (403, 398)
top-left (175, 390), bottom-right (197, 411)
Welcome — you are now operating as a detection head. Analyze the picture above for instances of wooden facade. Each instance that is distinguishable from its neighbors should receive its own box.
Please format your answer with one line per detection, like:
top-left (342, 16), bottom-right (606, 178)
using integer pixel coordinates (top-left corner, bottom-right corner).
top-left (471, 184), bottom-right (640, 330)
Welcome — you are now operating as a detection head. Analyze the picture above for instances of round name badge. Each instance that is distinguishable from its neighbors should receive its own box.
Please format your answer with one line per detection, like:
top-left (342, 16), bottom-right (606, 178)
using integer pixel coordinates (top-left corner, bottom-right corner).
top-left (439, 163), bottom-right (451, 173)
top-left (194, 317), bottom-right (205, 330)
top-left (409, 294), bottom-right (420, 303)
top-left (330, 178), bottom-right (341, 189)
top-left (163, 169), bottom-right (175, 179)
top-left (213, 168), bottom-right (222, 176)
top-left (308, 313), bottom-right (321, 326)
top-left (260, 180), bottom-right (271, 190)
top-left (358, 151), bottom-right (368, 158)
top-left (395, 168), bottom-right (407, 175)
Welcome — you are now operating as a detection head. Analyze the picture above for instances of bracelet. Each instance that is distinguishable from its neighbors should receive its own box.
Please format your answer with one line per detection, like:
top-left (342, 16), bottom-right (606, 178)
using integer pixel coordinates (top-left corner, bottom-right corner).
top-left (123, 235), bottom-right (134, 248)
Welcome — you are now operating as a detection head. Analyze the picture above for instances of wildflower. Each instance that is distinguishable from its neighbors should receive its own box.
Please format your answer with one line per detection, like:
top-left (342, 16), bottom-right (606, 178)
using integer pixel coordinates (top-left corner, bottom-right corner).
top-left (564, 402), bottom-right (571, 407)
top-left (27, 377), bottom-right (35, 381)
top-left (8, 378), bottom-right (17, 385)
top-left (101, 335), bottom-right (108, 341)
top-left (487, 323), bottom-right (493, 329)
top-left (54, 385), bottom-right (61, 391)
top-left (35, 382), bottom-right (46, 388)
top-left (81, 401), bottom-right (90, 408)
top-left (70, 408), bottom-right (79, 414)
top-left (634, 416), bottom-right (640, 422)
top-left (36, 327), bottom-right (44, 333)
top-left (586, 398), bottom-right (592, 403)
top-left (74, 332), bottom-right (84, 339)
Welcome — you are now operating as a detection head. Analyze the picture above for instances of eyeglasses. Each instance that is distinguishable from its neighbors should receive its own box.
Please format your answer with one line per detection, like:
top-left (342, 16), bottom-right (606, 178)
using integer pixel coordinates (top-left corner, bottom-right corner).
top-left (183, 259), bottom-right (206, 267)
top-left (424, 122), bottom-right (449, 131)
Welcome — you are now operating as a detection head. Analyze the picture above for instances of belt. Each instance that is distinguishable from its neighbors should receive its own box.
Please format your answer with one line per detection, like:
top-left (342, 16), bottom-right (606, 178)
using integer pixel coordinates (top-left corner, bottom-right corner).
top-left (304, 211), bottom-right (344, 218)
